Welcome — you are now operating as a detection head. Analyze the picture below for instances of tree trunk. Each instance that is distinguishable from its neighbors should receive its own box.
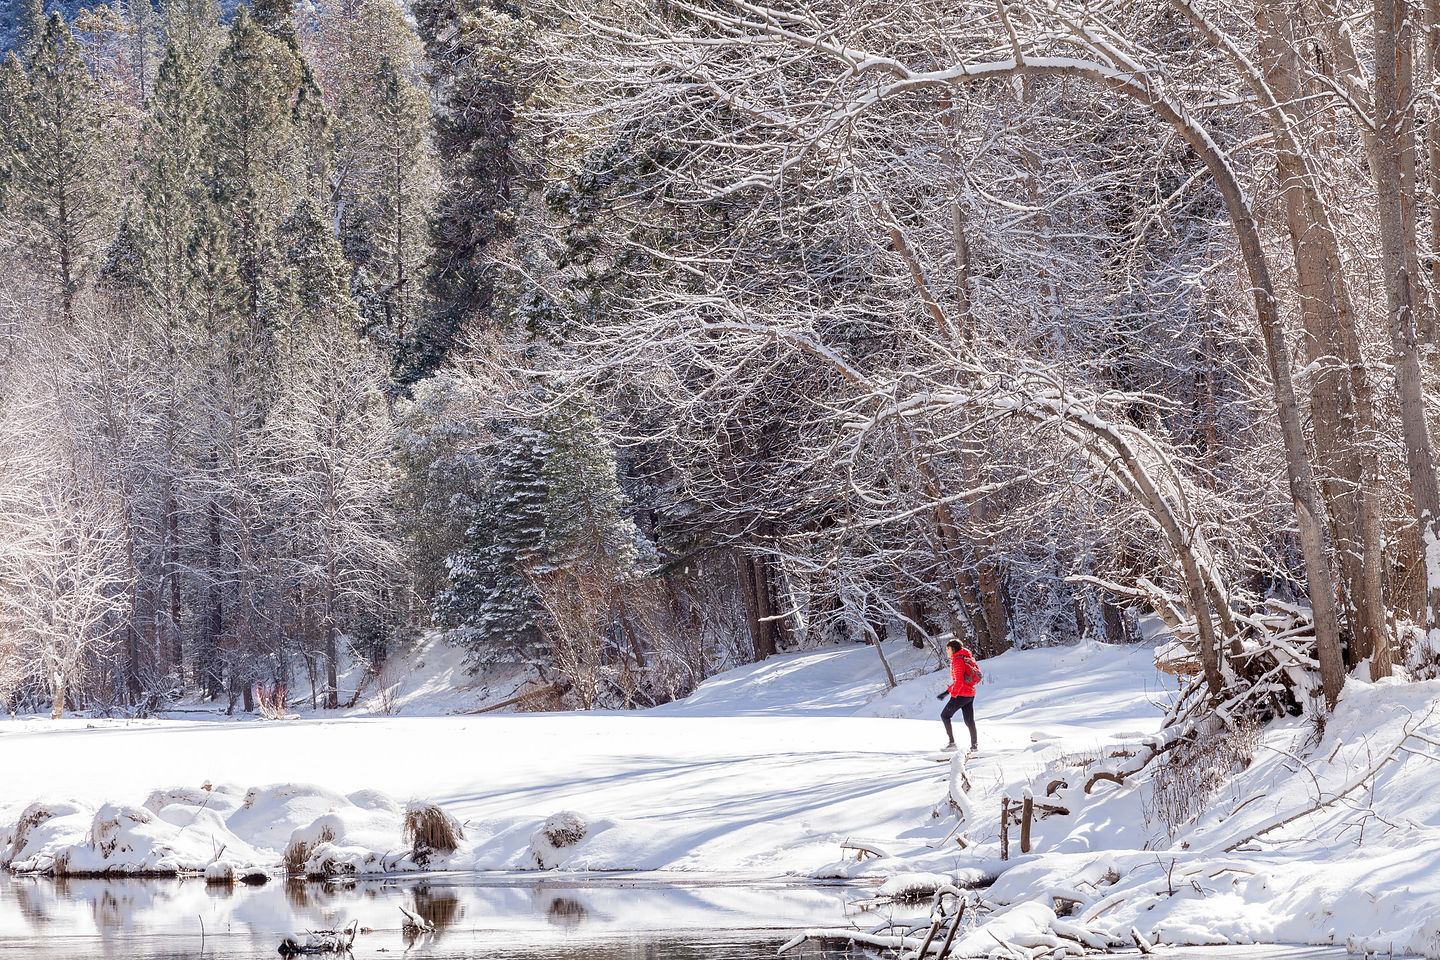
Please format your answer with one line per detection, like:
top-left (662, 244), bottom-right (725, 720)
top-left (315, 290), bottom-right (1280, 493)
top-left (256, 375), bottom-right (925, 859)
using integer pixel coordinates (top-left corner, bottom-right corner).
top-left (1375, 0), bottom-right (1440, 654)
top-left (735, 549), bottom-right (776, 661)
top-left (1254, 0), bottom-right (1389, 678)
top-left (325, 623), bottom-right (340, 710)
top-left (1101, 600), bottom-right (1126, 645)
top-left (901, 594), bottom-right (927, 648)
top-left (1423, 0), bottom-right (1440, 342)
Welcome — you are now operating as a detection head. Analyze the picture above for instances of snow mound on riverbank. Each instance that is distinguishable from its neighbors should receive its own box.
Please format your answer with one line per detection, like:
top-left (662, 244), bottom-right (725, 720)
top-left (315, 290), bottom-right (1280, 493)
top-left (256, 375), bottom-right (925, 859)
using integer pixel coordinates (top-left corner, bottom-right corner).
top-left (0, 778), bottom-right (662, 879)
top-left (2, 783), bottom-right (446, 878)
top-left (950, 674), bottom-right (1440, 957)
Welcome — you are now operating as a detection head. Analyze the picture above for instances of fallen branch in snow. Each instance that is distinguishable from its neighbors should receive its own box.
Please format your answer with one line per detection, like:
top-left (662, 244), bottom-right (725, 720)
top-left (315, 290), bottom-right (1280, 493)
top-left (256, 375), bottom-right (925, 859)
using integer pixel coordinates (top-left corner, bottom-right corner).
top-left (1130, 926), bottom-right (1154, 953)
top-left (1039, 720), bottom-right (1205, 804)
top-left (840, 837), bottom-right (891, 861)
top-left (277, 920), bottom-right (358, 955)
top-left (1081, 719), bottom-right (1206, 794)
top-left (399, 904), bottom-right (433, 935)
top-left (1222, 709), bottom-right (1439, 852)
top-left (778, 928), bottom-right (927, 954)
top-left (783, 893), bottom-right (969, 958)
top-left (461, 682), bottom-right (567, 715)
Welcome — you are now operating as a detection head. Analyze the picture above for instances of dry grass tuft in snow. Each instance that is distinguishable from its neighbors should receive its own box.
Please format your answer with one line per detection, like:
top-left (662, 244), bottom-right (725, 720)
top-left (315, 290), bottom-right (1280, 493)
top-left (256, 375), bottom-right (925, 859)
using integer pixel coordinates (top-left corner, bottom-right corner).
top-left (283, 819), bottom-right (338, 874)
top-left (402, 801), bottom-right (463, 856)
top-left (528, 810), bottom-right (588, 868)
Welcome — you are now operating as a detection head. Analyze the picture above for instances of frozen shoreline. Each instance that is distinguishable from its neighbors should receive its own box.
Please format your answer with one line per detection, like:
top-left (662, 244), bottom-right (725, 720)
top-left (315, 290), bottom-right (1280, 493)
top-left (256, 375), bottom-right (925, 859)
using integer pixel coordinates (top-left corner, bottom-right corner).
top-left (4, 639), bottom-right (1440, 956)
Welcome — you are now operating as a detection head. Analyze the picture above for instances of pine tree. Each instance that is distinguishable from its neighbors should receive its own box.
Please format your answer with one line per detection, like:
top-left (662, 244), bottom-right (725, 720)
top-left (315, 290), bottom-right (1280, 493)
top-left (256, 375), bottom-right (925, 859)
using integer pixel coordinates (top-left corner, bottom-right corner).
top-left (300, 0), bottom-right (433, 360)
top-left (402, 0), bottom-right (530, 381)
top-left (159, 0), bottom-right (219, 67)
top-left (357, 56), bottom-right (432, 353)
top-left (0, 53), bottom-right (31, 213)
top-left (540, 402), bottom-right (639, 577)
top-left (135, 43), bottom-right (209, 314)
top-left (277, 194), bottom-right (359, 333)
top-left (98, 209), bottom-right (147, 292)
top-left (251, 0), bottom-right (296, 41)
top-left (13, 14), bottom-right (116, 320)
top-left (433, 398), bottom-right (646, 667)
top-left (208, 5), bottom-right (301, 332)
top-left (16, 0), bottom-right (46, 54)
top-left (126, 0), bottom-right (161, 102)
top-left (435, 418), bottom-right (549, 660)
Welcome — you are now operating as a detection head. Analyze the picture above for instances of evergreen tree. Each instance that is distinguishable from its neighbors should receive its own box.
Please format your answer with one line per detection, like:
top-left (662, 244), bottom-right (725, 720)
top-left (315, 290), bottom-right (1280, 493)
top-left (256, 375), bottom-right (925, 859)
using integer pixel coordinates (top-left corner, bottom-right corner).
top-left (276, 194), bottom-right (358, 333)
top-left (540, 402), bottom-right (639, 577)
top-left (97, 209), bottom-right (146, 292)
top-left (208, 5), bottom-right (301, 331)
top-left (0, 53), bottom-right (31, 213)
top-left (356, 56), bottom-right (432, 353)
top-left (135, 43), bottom-right (209, 314)
top-left (435, 417), bottom-right (548, 660)
top-left (300, 0), bottom-right (433, 359)
top-left (159, 0), bottom-right (219, 67)
top-left (402, 0), bottom-right (530, 381)
top-left (125, 0), bottom-right (160, 101)
top-left (251, 0), bottom-right (296, 42)
top-left (16, 0), bottom-right (46, 54)
top-left (434, 398), bottom-right (645, 667)
top-left (12, 14), bottom-right (115, 320)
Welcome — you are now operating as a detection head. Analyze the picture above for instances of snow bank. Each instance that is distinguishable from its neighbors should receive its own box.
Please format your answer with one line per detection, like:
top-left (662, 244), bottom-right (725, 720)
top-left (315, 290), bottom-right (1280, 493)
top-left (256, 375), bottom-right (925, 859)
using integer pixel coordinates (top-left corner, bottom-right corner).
top-left (961, 677), bottom-right (1440, 957)
top-left (1, 782), bottom-right (442, 878)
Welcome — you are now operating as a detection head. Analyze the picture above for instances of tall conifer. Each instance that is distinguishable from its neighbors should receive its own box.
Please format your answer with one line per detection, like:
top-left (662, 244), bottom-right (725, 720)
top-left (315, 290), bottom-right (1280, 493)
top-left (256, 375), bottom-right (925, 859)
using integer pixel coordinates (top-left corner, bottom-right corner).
top-left (14, 14), bottom-right (114, 320)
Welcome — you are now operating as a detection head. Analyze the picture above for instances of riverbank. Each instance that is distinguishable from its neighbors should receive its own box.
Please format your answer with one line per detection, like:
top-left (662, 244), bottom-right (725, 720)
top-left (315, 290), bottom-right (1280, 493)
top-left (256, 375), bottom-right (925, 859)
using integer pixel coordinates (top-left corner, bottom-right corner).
top-left (4, 638), bottom-right (1439, 955)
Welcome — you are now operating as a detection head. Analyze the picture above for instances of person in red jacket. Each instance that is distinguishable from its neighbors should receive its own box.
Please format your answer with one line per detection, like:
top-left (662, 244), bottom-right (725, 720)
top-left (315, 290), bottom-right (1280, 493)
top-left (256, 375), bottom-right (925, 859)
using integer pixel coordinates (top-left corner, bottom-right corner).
top-left (935, 639), bottom-right (980, 752)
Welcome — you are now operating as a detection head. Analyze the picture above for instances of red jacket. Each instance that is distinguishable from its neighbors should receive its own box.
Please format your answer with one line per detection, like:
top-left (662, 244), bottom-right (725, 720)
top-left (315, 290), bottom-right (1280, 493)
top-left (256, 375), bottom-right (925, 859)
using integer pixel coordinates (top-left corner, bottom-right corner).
top-left (948, 648), bottom-right (979, 697)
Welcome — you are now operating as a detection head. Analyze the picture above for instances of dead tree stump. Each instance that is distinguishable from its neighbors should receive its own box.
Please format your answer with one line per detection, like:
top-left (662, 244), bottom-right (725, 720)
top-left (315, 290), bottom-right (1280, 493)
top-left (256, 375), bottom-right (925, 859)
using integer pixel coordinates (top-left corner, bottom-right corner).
top-left (1020, 793), bottom-right (1034, 854)
top-left (1000, 797), bottom-right (1011, 860)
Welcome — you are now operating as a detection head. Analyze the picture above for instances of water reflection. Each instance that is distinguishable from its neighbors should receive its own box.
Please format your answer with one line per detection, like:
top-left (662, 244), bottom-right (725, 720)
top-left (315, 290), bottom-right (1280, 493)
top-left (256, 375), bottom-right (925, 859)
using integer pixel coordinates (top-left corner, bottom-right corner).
top-left (543, 894), bottom-right (589, 930)
top-left (0, 873), bottom-right (862, 960)
top-left (414, 884), bottom-right (464, 931)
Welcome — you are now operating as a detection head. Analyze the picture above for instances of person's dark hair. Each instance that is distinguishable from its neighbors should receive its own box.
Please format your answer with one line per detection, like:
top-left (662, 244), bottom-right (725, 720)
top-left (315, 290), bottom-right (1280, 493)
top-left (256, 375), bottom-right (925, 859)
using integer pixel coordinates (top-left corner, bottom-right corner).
top-left (945, 639), bottom-right (962, 655)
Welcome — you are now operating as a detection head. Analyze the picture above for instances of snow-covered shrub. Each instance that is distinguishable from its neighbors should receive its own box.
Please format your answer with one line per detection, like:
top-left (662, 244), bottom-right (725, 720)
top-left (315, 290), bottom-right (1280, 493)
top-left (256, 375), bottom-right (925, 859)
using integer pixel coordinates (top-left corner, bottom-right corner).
top-left (142, 786), bottom-right (216, 813)
top-left (1402, 623), bottom-right (1440, 680)
top-left (403, 801), bottom-right (463, 861)
top-left (205, 861), bottom-right (235, 884)
top-left (283, 815), bottom-right (341, 874)
top-left (88, 803), bottom-right (154, 859)
top-left (303, 842), bottom-right (360, 878)
top-left (4, 800), bottom-right (85, 866)
top-left (528, 811), bottom-right (587, 868)
top-left (1142, 720), bottom-right (1259, 839)
top-left (349, 790), bottom-right (401, 814)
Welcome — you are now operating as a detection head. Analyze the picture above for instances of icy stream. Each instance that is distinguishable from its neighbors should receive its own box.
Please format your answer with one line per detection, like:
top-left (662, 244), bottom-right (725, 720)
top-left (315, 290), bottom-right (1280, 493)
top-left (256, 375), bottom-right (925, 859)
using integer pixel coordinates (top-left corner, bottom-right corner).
top-left (0, 873), bottom-right (865, 959)
top-left (0, 873), bottom-right (1354, 960)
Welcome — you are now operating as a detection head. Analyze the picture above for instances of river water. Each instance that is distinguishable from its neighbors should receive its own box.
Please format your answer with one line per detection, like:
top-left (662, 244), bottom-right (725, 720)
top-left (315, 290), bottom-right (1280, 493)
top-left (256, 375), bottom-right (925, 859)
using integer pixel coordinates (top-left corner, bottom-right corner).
top-left (0, 873), bottom-right (866, 959)
top-left (0, 873), bottom-right (1357, 960)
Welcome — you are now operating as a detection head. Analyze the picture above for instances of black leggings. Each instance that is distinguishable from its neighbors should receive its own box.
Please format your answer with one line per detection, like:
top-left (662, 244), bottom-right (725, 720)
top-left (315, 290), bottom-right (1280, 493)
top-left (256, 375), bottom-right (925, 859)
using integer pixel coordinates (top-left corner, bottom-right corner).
top-left (941, 696), bottom-right (977, 748)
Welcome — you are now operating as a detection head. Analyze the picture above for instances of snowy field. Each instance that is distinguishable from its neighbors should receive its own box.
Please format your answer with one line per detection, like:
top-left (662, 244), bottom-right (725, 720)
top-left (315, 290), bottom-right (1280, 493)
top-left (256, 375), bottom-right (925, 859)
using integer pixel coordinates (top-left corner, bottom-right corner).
top-left (3, 638), bottom-right (1440, 955)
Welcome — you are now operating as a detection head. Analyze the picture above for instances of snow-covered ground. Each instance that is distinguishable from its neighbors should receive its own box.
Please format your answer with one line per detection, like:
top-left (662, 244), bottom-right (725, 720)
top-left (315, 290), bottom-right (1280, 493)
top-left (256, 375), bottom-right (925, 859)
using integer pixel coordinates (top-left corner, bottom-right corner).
top-left (3, 637), bottom-right (1439, 955)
